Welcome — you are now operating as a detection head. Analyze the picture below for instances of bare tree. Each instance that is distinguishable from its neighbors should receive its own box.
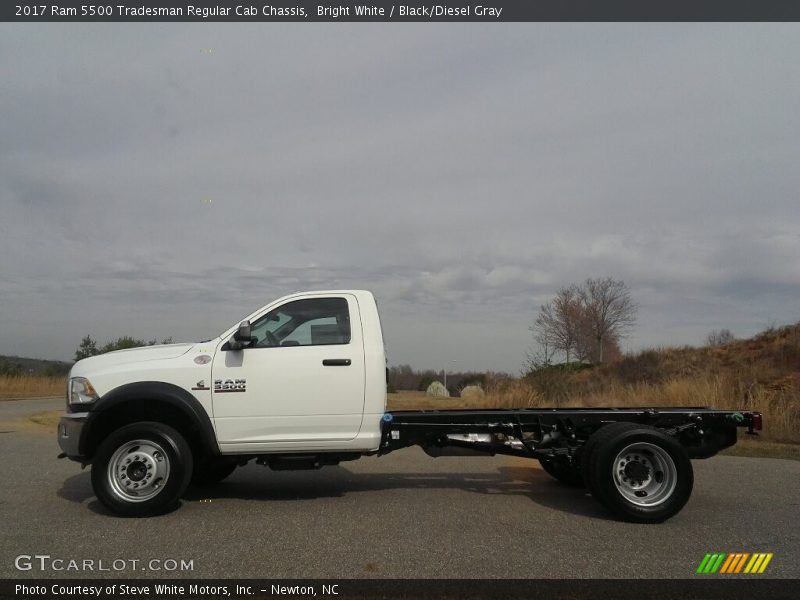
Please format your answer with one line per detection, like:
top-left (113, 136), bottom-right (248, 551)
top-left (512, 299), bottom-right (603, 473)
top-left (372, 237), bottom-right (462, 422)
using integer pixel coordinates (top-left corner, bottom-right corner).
top-left (553, 285), bottom-right (584, 362)
top-left (706, 329), bottom-right (735, 347)
top-left (579, 277), bottom-right (637, 363)
top-left (533, 286), bottom-right (584, 363)
top-left (530, 278), bottom-right (636, 366)
top-left (527, 320), bottom-right (556, 371)
top-left (535, 302), bottom-right (564, 360)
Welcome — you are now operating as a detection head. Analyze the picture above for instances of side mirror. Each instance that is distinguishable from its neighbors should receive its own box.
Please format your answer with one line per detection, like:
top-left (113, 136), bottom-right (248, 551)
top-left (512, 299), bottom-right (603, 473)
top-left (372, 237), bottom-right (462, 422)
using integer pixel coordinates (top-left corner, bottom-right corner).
top-left (228, 320), bottom-right (254, 350)
top-left (234, 320), bottom-right (252, 342)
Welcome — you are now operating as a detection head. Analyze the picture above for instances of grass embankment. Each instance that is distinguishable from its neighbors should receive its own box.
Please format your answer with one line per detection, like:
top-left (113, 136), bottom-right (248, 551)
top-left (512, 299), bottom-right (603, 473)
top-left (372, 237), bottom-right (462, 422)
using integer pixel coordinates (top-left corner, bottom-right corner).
top-left (0, 375), bottom-right (63, 399)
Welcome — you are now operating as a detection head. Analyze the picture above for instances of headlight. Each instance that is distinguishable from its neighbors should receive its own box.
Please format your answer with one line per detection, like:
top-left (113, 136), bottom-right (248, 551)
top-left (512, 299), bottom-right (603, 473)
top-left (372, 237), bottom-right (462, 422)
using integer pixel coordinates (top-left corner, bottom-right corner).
top-left (69, 377), bottom-right (99, 405)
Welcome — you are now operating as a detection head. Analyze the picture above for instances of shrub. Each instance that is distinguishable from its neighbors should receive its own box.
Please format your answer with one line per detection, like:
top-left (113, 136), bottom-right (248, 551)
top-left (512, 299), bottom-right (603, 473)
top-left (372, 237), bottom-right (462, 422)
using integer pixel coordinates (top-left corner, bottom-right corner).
top-left (426, 381), bottom-right (450, 398)
top-left (460, 385), bottom-right (485, 400)
top-left (610, 350), bottom-right (664, 384)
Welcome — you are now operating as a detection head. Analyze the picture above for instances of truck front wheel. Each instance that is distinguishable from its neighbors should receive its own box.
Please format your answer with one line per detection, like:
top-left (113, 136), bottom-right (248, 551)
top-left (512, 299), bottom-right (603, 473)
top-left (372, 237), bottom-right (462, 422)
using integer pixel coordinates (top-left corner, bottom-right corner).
top-left (582, 422), bottom-right (693, 523)
top-left (91, 422), bottom-right (193, 517)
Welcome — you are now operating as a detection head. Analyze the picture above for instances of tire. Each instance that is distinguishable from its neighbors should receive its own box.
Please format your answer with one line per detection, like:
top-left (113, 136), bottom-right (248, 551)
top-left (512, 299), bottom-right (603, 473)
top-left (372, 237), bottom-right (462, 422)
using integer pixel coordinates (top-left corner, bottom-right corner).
top-left (581, 422), bottom-right (693, 523)
top-left (580, 429), bottom-right (605, 491)
top-left (91, 421), bottom-right (193, 517)
top-left (191, 456), bottom-right (237, 485)
top-left (539, 457), bottom-right (584, 487)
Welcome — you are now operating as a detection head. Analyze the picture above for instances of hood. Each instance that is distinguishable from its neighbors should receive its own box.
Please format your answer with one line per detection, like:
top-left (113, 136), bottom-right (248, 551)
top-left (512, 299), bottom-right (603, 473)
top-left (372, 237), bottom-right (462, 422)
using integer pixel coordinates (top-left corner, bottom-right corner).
top-left (73, 343), bottom-right (196, 373)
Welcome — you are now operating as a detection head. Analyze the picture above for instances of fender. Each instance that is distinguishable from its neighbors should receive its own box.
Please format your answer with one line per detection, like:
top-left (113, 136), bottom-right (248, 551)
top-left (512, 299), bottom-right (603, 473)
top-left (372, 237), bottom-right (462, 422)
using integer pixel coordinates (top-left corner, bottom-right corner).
top-left (81, 381), bottom-right (218, 457)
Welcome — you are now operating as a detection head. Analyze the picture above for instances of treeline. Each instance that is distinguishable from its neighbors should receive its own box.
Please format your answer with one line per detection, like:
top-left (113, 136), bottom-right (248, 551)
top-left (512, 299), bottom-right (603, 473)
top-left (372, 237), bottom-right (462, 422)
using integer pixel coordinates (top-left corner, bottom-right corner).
top-left (387, 364), bottom-right (496, 395)
top-left (0, 357), bottom-right (70, 377)
top-left (74, 335), bottom-right (173, 362)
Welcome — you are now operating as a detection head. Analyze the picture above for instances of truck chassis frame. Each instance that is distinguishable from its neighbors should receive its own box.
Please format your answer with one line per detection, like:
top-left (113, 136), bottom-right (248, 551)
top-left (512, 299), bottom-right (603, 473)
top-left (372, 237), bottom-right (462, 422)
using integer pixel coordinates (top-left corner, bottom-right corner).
top-left (378, 407), bottom-right (760, 461)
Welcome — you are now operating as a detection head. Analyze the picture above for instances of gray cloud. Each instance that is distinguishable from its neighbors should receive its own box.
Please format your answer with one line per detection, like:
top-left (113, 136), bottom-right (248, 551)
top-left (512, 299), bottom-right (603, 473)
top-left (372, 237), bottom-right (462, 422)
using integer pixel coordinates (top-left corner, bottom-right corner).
top-left (1, 24), bottom-right (798, 371)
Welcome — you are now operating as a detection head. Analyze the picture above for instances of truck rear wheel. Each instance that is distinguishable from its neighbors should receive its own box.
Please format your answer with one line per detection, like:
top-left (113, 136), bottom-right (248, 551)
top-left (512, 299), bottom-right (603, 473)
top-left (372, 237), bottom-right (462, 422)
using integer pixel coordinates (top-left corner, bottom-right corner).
top-left (91, 422), bottom-right (193, 517)
top-left (538, 457), bottom-right (584, 487)
top-left (582, 422), bottom-right (693, 523)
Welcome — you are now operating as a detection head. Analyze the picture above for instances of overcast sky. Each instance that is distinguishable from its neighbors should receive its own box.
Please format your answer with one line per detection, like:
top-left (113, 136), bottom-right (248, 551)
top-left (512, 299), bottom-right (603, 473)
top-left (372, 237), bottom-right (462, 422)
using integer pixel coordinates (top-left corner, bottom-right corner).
top-left (1, 24), bottom-right (798, 372)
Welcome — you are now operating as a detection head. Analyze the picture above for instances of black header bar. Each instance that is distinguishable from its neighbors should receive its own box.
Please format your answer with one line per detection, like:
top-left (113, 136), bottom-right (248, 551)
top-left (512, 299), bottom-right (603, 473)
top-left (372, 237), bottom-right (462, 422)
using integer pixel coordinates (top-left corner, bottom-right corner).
top-left (4, 1), bottom-right (800, 22)
top-left (2, 579), bottom-right (798, 600)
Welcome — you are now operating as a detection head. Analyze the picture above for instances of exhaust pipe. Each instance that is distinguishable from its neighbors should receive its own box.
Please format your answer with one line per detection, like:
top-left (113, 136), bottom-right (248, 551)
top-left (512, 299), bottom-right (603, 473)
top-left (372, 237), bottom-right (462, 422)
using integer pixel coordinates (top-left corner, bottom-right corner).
top-left (423, 433), bottom-right (496, 457)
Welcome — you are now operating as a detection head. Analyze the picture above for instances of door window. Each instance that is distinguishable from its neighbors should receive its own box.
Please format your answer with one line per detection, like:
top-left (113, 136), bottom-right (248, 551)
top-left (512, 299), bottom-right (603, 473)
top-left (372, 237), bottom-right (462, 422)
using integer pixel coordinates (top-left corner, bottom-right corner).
top-left (250, 297), bottom-right (351, 348)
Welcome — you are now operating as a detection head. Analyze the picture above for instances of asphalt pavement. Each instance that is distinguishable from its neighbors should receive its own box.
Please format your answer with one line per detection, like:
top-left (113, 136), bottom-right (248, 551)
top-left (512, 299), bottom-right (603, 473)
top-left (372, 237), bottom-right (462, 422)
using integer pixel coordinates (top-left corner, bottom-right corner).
top-left (1, 398), bottom-right (798, 579)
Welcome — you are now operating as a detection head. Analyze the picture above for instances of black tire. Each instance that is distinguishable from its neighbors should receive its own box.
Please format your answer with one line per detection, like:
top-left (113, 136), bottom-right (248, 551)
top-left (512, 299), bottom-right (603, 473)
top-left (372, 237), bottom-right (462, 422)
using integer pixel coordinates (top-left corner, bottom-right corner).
top-left (538, 457), bottom-right (584, 487)
top-left (581, 422), bottom-right (693, 523)
top-left (191, 456), bottom-right (237, 485)
top-left (580, 429), bottom-right (606, 491)
top-left (91, 421), bottom-right (193, 517)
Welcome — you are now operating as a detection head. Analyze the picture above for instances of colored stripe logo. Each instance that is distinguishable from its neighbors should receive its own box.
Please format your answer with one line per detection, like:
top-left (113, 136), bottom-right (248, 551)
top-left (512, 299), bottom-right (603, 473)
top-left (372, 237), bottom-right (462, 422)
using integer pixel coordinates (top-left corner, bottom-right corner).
top-left (696, 553), bottom-right (773, 574)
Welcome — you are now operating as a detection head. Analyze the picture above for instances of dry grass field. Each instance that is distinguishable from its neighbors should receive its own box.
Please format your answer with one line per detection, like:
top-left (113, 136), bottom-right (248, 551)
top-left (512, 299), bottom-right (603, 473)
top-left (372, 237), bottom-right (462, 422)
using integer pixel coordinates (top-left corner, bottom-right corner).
top-left (0, 375), bottom-right (63, 399)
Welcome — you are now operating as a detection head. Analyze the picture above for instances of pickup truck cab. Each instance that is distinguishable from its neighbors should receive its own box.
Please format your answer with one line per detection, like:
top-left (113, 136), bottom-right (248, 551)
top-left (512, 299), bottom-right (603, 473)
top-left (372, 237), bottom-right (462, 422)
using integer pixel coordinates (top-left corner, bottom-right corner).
top-left (58, 290), bottom-right (761, 523)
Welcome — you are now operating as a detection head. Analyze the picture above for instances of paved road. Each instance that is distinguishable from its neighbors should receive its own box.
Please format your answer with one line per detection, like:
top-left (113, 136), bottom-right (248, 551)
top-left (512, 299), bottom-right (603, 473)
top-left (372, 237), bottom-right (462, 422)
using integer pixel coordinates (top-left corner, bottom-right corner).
top-left (1, 398), bottom-right (798, 579)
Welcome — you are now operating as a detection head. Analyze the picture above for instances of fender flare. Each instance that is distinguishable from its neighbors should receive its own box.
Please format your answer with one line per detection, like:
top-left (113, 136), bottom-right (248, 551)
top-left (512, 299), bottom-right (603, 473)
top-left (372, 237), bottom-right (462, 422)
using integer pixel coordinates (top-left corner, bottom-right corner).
top-left (82, 381), bottom-right (218, 457)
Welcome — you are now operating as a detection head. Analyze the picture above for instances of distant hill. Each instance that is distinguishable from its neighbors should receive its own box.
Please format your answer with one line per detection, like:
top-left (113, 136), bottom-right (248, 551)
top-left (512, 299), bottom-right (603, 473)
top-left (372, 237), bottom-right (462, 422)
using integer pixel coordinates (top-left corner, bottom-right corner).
top-left (0, 355), bottom-right (72, 377)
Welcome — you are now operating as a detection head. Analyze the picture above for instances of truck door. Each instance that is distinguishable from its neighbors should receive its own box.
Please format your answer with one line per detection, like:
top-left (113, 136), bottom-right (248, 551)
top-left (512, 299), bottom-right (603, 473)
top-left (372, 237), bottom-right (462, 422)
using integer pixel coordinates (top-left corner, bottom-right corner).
top-left (211, 294), bottom-right (365, 445)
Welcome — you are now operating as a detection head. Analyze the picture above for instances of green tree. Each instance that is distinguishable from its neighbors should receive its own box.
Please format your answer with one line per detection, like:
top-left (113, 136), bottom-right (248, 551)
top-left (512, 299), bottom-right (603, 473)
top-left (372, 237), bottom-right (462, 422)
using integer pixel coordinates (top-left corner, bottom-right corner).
top-left (100, 336), bottom-right (147, 353)
top-left (74, 335), bottom-right (100, 362)
top-left (74, 334), bottom-right (175, 362)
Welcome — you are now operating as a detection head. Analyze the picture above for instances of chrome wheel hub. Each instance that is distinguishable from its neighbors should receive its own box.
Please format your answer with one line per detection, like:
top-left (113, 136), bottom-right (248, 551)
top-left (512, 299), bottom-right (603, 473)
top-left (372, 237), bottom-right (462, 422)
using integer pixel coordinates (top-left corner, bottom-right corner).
top-left (107, 439), bottom-right (170, 502)
top-left (612, 442), bottom-right (676, 507)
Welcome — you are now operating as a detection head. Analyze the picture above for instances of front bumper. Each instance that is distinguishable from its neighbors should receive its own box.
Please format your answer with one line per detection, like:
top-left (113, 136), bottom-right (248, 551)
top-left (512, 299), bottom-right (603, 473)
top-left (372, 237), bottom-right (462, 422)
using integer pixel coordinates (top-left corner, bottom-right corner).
top-left (57, 412), bottom-right (90, 462)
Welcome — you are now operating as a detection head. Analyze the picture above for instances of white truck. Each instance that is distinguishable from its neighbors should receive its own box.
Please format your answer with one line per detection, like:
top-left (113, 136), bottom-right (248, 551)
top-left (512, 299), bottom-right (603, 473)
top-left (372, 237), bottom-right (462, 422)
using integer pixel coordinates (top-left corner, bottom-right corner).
top-left (58, 290), bottom-right (761, 523)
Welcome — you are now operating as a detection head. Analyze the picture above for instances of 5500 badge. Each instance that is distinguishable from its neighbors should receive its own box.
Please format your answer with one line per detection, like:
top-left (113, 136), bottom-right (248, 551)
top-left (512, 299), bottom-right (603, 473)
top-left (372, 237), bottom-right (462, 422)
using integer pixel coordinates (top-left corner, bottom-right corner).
top-left (214, 379), bottom-right (246, 393)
